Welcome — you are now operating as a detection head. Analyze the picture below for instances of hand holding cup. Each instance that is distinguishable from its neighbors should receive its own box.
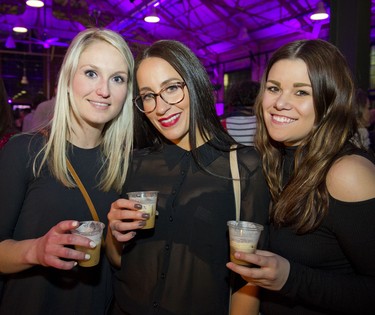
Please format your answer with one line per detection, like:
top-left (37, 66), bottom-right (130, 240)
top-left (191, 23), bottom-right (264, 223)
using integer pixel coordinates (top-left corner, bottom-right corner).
top-left (71, 221), bottom-right (105, 267)
top-left (127, 191), bottom-right (158, 229)
top-left (227, 220), bottom-right (263, 266)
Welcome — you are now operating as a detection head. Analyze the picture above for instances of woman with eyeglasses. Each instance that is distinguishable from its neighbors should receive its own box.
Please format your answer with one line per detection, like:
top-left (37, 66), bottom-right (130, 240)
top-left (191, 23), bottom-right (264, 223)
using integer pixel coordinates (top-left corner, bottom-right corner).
top-left (105, 40), bottom-right (270, 315)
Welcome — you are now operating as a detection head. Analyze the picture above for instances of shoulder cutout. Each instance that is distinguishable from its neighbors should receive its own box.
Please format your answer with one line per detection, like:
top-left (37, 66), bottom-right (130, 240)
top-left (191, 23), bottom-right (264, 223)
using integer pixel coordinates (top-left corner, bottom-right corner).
top-left (326, 154), bottom-right (375, 202)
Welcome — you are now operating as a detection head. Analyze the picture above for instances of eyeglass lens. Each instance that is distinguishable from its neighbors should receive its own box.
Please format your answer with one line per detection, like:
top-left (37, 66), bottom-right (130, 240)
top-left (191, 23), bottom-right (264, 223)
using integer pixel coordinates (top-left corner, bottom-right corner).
top-left (135, 82), bottom-right (185, 113)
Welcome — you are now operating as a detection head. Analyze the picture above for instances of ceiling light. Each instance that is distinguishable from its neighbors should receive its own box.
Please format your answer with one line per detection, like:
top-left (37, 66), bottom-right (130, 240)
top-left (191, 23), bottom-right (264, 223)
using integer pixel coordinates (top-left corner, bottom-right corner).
top-left (13, 20), bottom-right (28, 33)
top-left (13, 26), bottom-right (28, 33)
top-left (310, 1), bottom-right (329, 21)
top-left (144, 6), bottom-right (160, 23)
top-left (5, 35), bottom-right (16, 49)
top-left (26, 0), bottom-right (44, 8)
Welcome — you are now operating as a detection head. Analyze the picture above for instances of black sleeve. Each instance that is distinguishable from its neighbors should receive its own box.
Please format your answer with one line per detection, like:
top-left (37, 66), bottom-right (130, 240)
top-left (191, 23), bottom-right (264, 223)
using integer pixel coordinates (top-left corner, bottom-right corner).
top-left (0, 134), bottom-right (36, 241)
top-left (279, 198), bottom-right (375, 314)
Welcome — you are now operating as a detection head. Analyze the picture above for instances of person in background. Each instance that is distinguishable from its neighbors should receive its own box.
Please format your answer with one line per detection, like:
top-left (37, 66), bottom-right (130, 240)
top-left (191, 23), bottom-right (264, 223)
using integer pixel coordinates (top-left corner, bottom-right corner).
top-left (226, 39), bottom-right (375, 315)
top-left (221, 80), bottom-right (260, 146)
top-left (0, 28), bottom-right (134, 315)
top-left (0, 78), bottom-right (18, 149)
top-left (22, 91), bottom-right (47, 132)
top-left (352, 88), bottom-right (371, 150)
top-left (30, 85), bottom-right (57, 130)
top-left (106, 40), bottom-right (270, 315)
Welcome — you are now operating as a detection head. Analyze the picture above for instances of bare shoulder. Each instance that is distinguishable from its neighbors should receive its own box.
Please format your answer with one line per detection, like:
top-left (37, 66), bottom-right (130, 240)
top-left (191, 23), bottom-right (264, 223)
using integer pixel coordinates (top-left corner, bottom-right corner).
top-left (326, 154), bottom-right (375, 202)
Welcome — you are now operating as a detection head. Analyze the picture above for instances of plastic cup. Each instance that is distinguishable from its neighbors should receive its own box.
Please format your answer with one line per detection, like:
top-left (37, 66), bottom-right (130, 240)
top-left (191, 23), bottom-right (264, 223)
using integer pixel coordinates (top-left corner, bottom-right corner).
top-left (71, 221), bottom-right (105, 267)
top-left (127, 191), bottom-right (158, 229)
top-left (227, 220), bottom-right (264, 266)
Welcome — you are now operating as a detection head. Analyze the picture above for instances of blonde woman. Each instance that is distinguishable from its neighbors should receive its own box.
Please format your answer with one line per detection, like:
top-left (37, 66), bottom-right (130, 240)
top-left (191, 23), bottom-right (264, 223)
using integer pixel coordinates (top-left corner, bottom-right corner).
top-left (0, 28), bottom-right (134, 315)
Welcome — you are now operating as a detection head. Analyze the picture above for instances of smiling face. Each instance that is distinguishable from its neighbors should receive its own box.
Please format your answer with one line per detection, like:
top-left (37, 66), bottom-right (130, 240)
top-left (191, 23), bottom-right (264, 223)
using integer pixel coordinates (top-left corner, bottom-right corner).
top-left (136, 57), bottom-right (191, 149)
top-left (71, 40), bottom-right (129, 133)
top-left (262, 58), bottom-right (316, 146)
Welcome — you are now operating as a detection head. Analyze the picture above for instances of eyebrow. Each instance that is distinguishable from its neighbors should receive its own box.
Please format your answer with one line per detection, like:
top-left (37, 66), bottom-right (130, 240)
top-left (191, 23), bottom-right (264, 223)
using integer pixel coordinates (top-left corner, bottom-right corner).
top-left (79, 64), bottom-right (128, 75)
top-left (267, 79), bottom-right (311, 88)
top-left (293, 82), bottom-right (311, 88)
top-left (139, 78), bottom-right (182, 93)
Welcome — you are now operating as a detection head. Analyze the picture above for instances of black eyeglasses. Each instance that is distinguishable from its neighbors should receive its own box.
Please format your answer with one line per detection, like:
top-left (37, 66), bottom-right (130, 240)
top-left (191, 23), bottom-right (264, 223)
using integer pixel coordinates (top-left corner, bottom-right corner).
top-left (133, 82), bottom-right (186, 113)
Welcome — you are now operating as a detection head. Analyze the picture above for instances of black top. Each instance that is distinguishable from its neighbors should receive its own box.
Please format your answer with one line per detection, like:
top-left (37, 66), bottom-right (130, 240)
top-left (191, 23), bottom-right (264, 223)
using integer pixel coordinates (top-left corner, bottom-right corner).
top-left (0, 134), bottom-right (118, 315)
top-left (112, 141), bottom-right (270, 315)
top-left (260, 147), bottom-right (375, 315)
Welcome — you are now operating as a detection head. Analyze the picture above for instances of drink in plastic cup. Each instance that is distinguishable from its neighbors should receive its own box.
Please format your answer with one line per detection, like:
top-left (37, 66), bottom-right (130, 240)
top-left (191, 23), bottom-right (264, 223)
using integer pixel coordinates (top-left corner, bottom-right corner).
top-left (127, 191), bottom-right (158, 229)
top-left (72, 221), bottom-right (105, 267)
top-left (227, 220), bottom-right (264, 266)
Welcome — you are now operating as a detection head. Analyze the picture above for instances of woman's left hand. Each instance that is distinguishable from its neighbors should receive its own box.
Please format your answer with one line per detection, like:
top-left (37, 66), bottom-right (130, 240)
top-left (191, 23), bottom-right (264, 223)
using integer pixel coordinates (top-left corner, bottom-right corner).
top-left (226, 250), bottom-right (290, 291)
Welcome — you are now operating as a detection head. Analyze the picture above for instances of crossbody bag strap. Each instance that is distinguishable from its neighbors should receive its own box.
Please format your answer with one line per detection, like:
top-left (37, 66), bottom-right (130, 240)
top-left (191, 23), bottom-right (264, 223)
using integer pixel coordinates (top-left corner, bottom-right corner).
top-left (229, 145), bottom-right (240, 221)
top-left (228, 144), bottom-right (241, 314)
top-left (66, 158), bottom-right (100, 222)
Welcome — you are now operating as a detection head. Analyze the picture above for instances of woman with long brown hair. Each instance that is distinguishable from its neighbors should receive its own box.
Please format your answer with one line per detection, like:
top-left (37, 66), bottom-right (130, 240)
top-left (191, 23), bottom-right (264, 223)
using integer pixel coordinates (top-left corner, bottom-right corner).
top-left (227, 39), bottom-right (375, 314)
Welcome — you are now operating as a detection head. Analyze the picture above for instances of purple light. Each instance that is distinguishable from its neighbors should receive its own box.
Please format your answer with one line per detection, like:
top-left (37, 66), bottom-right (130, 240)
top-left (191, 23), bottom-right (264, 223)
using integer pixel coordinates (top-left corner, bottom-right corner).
top-left (215, 102), bottom-right (224, 116)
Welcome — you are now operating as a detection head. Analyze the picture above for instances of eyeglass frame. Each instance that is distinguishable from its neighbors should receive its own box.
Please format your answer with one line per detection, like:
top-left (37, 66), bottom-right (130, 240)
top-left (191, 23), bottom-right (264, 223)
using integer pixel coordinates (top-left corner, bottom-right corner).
top-left (133, 81), bottom-right (187, 113)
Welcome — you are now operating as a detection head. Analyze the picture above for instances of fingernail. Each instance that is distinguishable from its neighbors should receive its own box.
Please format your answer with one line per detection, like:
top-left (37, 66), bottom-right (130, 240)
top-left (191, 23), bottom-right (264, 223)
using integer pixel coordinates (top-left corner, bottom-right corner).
top-left (89, 241), bottom-right (96, 248)
top-left (135, 204), bottom-right (143, 210)
top-left (73, 261), bottom-right (78, 267)
top-left (141, 213), bottom-right (150, 219)
top-left (72, 221), bottom-right (79, 227)
top-left (84, 254), bottom-right (91, 260)
top-left (138, 221), bottom-right (146, 227)
top-left (131, 232), bottom-right (136, 237)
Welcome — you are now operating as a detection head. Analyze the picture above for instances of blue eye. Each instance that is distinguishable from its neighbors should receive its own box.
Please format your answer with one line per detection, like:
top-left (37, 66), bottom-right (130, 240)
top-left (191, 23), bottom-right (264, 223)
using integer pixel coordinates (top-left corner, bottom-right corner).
top-left (113, 76), bottom-right (126, 84)
top-left (84, 70), bottom-right (97, 78)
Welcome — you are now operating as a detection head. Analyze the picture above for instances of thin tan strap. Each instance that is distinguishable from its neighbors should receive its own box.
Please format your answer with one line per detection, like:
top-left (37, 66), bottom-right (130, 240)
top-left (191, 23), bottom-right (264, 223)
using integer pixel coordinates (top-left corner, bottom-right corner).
top-left (229, 145), bottom-right (240, 221)
top-left (228, 145), bottom-right (241, 314)
top-left (66, 159), bottom-right (100, 222)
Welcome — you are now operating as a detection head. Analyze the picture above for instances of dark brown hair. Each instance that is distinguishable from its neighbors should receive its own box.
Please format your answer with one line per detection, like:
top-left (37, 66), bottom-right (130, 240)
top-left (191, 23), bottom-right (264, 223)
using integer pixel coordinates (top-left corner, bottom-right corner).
top-left (254, 39), bottom-right (356, 233)
top-left (133, 40), bottom-right (234, 151)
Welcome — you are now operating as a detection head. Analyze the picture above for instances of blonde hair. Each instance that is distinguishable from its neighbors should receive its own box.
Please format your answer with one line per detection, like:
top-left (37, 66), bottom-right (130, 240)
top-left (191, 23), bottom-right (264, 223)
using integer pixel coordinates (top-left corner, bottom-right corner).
top-left (35, 28), bottom-right (134, 193)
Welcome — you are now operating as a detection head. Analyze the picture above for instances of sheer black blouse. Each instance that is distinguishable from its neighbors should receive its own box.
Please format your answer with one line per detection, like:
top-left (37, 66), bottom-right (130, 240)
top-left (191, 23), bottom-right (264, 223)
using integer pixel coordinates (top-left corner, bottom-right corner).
top-left (112, 141), bottom-right (270, 315)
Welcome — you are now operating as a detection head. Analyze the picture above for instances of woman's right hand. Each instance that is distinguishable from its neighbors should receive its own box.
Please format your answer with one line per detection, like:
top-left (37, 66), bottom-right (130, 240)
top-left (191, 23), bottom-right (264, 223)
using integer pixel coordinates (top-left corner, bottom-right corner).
top-left (226, 250), bottom-right (290, 291)
top-left (32, 220), bottom-right (97, 270)
top-left (0, 220), bottom-right (98, 273)
top-left (107, 198), bottom-right (148, 243)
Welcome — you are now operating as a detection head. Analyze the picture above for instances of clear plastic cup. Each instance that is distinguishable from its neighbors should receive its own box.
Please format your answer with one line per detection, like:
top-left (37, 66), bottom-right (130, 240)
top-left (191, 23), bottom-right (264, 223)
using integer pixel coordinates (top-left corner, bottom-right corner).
top-left (127, 191), bottom-right (158, 229)
top-left (71, 221), bottom-right (105, 267)
top-left (227, 220), bottom-right (263, 266)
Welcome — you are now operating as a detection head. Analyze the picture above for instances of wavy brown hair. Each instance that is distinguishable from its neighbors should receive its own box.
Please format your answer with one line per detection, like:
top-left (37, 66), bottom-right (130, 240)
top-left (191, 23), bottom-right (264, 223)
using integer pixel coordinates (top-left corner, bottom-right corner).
top-left (254, 39), bottom-right (357, 233)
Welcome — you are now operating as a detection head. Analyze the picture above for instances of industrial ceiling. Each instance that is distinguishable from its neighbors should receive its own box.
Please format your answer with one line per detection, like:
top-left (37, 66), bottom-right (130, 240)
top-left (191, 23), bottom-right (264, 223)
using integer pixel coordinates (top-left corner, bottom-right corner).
top-left (0, 0), bottom-right (374, 99)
